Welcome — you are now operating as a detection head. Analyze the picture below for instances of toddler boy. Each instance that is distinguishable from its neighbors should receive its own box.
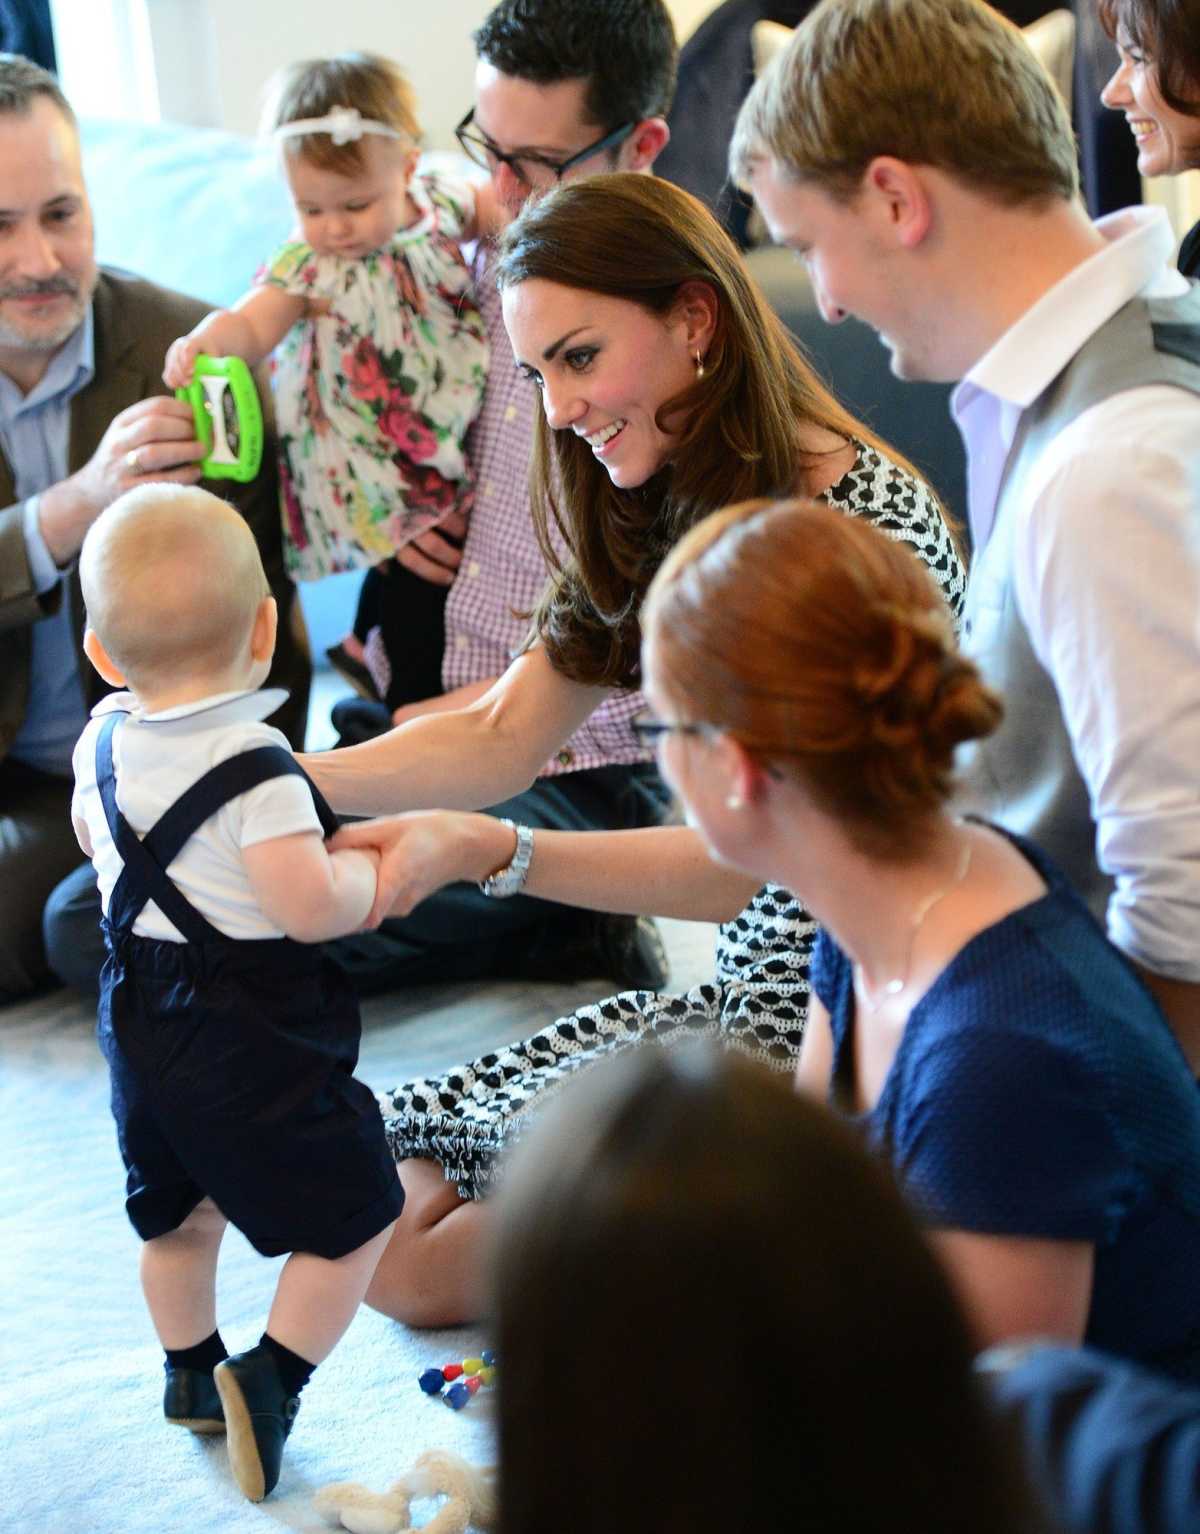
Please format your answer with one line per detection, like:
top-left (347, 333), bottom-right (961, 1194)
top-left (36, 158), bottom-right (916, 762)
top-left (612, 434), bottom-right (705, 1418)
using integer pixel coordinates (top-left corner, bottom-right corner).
top-left (72, 484), bottom-right (403, 1502)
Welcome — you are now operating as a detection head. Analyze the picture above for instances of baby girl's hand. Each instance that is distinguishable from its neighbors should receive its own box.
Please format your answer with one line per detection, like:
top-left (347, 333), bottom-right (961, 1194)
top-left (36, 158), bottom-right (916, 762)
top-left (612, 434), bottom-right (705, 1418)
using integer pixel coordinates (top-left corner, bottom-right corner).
top-left (163, 333), bottom-right (203, 389)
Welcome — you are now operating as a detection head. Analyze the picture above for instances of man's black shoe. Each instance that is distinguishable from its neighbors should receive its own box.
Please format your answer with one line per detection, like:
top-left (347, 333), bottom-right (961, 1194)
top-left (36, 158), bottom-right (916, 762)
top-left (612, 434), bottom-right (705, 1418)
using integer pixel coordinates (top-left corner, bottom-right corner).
top-left (163, 1366), bottom-right (225, 1434)
top-left (514, 913), bottom-right (670, 991)
top-left (214, 1346), bottom-right (300, 1502)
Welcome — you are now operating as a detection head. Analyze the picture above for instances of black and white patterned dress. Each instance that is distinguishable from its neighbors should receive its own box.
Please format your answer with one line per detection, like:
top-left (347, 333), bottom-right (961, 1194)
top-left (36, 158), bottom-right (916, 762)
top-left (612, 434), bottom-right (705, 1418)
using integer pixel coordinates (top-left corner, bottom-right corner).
top-left (380, 442), bottom-right (965, 1197)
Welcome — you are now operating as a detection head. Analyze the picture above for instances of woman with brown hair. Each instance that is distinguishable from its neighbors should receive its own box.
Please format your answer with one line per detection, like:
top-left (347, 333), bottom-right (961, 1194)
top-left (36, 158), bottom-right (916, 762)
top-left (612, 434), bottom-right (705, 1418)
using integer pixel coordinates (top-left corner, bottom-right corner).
top-left (641, 497), bottom-right (1200, 1375)
top-left (309, 173), bottom-right (963, 1324)
top-left (1100, 0), bottom-right (1200, 275)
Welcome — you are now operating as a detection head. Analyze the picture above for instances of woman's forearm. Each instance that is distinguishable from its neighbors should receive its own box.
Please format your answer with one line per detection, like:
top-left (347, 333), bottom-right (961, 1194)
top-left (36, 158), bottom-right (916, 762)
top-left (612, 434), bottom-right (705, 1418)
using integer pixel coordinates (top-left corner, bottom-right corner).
top-left (302, 649), bottom-right (604, 817)
top-left (475, 818), bottom-right (758, 923)
top-left (335, 814), bottom-right (761, 926)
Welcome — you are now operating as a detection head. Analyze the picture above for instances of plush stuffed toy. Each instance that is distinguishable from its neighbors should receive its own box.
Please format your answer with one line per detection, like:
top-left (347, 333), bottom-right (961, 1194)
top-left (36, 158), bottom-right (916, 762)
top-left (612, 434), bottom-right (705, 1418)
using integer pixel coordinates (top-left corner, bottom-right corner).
top-left (314, 1449), bottom-right (498, 1534)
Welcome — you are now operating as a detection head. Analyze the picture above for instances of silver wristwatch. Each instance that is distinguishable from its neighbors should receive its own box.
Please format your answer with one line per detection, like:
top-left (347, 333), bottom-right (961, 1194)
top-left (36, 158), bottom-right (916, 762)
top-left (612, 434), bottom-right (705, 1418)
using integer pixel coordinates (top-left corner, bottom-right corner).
top-left (478, 819), bottom-right (535, 899)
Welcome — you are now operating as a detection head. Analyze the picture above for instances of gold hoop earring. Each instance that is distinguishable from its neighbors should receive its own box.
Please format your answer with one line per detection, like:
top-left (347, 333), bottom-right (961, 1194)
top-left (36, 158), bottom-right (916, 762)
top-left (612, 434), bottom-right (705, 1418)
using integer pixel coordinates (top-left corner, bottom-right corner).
top-left (694, 351), bottom-right (706, 380)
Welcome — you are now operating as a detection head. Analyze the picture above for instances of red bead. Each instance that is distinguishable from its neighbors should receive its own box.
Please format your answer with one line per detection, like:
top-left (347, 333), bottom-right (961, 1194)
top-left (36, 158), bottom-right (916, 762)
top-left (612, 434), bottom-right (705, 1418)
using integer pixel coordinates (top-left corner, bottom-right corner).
top-left (442, 1363), bottom-right (464, 1381)
top-left (466, 1375), bottom-right (482, 1394)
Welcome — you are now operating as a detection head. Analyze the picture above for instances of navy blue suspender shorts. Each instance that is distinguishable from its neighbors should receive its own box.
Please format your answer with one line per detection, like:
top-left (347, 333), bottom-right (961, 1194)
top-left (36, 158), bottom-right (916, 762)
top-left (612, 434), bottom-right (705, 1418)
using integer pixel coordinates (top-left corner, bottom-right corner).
top-left (93, 713), bottom-right (404, 1259)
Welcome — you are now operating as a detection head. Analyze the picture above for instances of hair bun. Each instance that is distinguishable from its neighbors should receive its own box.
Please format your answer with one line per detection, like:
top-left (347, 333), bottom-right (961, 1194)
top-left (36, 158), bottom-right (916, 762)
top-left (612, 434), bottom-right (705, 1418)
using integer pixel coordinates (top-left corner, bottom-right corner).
top-left (854, 605), bottom-right (1000, 762)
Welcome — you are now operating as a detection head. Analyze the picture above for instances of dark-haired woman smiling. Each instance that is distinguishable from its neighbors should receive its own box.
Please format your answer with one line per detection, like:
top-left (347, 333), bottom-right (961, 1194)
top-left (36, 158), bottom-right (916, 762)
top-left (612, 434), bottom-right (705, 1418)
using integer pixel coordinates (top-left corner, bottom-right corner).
top-left (1101, 0), bottom-right (1200, 274)
top-left (311, 174), bottom-right (963, 1324)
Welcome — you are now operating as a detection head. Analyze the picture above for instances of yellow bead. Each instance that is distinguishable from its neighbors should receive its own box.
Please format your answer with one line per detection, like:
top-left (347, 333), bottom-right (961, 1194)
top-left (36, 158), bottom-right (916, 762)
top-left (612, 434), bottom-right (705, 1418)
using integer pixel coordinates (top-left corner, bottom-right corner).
top-left (462, 1356), bottom-right (484, 1375)
top-left (478, 1366), bottom-right (496, 1386)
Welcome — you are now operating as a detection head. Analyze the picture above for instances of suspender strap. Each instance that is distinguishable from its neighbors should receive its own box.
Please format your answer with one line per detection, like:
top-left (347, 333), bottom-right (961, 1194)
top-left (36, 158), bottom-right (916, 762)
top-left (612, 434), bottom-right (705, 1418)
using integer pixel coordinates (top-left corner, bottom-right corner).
top-left (94, 713), bottom-right (339, 941)
top-left (96, 712), bottom-right (222, 942)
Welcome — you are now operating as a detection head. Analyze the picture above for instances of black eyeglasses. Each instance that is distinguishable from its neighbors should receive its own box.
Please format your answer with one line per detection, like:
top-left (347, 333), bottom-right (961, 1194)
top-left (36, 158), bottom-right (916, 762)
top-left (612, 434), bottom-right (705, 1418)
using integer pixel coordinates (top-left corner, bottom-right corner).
top-left (455, 109), bottom-right (636, 188)
top-left (631, 711), bottom-right (719, 747)
top-left (632, 711), bottom-right (786, 779)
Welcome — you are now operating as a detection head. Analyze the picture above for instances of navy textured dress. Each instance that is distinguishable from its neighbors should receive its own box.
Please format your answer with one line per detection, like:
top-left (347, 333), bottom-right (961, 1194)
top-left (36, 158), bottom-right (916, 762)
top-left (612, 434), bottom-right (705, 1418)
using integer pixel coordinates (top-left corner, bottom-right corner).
top-left (812, 828), bottom-right (1200, 1384)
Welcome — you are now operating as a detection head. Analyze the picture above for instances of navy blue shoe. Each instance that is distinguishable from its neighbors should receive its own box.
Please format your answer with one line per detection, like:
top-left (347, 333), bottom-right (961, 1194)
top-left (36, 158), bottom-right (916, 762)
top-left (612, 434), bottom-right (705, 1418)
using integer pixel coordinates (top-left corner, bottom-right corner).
top-left (214, 1346), bottom-right (300, 1501)
top-left (163, 1366), bottom-right (225, 1433)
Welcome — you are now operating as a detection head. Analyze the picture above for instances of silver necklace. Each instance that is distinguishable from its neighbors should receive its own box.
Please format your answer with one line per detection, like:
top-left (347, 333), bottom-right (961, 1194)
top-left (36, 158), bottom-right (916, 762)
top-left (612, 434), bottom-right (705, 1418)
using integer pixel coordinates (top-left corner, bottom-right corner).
top-left (855, 834), bottom-right (974, 1014)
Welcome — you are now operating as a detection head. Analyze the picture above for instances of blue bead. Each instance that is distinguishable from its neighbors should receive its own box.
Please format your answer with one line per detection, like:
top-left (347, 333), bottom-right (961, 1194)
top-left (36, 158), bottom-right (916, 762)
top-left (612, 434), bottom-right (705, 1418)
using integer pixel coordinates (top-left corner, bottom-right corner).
top-left (481, 1349), bottom-right (496, 1366)
top-left (418, 1367), bottom-right (446, 1395)
top-left (444, 1381), bottom-right (471, 1410)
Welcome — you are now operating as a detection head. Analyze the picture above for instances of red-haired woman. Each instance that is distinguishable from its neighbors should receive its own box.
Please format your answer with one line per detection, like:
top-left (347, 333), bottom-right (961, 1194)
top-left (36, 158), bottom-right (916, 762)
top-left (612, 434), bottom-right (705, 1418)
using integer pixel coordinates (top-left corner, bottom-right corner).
top-left (641, 497), bottom-right (1200, 1377)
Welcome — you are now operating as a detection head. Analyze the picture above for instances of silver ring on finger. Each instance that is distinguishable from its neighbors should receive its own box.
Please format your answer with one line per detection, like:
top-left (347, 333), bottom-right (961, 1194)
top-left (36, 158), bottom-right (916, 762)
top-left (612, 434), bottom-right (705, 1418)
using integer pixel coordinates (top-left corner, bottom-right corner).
top-left (125, 448), bottom-right (141, 473)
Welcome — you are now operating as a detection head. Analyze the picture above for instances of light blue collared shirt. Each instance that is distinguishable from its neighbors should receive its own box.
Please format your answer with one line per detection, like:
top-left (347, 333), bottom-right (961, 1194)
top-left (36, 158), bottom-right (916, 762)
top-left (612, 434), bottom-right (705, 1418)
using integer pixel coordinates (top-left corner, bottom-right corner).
top-left (2, 309), bottom-right (95, 777)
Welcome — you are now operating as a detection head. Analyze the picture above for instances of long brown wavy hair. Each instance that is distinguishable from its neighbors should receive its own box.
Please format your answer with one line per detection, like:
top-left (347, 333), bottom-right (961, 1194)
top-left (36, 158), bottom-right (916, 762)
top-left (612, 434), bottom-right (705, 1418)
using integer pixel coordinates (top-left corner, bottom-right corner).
top-left (494, 173), bottom-right (932, 689)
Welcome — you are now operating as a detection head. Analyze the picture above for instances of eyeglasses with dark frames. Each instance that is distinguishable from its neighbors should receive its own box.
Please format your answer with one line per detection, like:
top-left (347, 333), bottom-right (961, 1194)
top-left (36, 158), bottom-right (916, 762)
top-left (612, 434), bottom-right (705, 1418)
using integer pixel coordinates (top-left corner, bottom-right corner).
top-left (631, 711), bottom-right (719, 747)
top-left (454, 110), bottom-right (636, 188)
top-left (632, 711), bottom-right (786, 780)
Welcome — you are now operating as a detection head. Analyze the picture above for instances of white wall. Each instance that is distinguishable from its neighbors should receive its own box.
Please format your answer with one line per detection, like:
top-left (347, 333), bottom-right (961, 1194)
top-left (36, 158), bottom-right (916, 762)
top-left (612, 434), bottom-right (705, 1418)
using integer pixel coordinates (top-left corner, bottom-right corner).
top-left (51, 0), bottom-right (718, 146)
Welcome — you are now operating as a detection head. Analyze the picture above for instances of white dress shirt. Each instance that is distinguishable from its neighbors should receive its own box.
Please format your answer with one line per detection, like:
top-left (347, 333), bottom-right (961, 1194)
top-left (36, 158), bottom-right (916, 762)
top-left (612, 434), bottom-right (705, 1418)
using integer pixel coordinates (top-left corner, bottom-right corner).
top-left (952, 206), bottom-right (1200, 979)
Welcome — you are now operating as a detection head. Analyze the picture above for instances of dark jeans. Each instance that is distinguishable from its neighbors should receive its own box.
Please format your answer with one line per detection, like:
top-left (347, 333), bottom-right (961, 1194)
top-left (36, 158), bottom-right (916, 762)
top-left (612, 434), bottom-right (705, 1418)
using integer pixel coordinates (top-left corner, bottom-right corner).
top-left (45, 763), bottom-right (670, 999)
top-left (0, 758), bottom-right (84, 1002)
top-left (352, 558), bottom-right (451, 712)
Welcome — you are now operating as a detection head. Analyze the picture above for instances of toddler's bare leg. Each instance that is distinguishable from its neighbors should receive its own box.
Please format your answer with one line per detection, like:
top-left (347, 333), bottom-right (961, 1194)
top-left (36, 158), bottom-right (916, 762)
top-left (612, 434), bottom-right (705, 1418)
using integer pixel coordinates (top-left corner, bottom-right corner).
top-left (140, 1196), bottom-right (228, 1348)
top-left (363, 1158), bottom-right (488, 1328)
top-left (266, 1220), bottom-right (397, 1365)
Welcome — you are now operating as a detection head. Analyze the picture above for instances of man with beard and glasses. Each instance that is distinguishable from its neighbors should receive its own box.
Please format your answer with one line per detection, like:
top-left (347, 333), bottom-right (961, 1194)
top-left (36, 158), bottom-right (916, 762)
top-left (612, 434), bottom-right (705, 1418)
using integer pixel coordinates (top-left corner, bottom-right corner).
top-left (0, 54), bottom-right (307, 1003)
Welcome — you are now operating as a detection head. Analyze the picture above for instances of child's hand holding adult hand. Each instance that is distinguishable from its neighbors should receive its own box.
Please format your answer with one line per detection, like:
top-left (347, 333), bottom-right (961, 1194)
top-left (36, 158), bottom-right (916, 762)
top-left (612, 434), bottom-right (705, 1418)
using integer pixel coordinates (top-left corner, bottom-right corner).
top-left (331, 811), bottom-right (508, 928)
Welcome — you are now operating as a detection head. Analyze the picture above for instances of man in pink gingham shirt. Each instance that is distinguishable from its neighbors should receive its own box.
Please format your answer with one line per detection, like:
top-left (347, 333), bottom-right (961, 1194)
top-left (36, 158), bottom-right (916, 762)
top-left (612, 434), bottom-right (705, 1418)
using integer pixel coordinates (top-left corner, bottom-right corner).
top-left (325, 0), bottom-right (680, 994)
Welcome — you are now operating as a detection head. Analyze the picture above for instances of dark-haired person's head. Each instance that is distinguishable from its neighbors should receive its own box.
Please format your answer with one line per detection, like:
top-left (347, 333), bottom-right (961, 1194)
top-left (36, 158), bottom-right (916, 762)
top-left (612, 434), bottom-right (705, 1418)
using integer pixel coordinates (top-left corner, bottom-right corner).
top-left (494, 173), bottom-right (881, 689)
top-left (642, 497), bottom-right (1001, 863)
top-left (490, 1044), bottom-right (1038, 1534)
top-left (1099, 0), bottom-right (1200, 178)
top-left (462, 0), bottom-right (676, 218)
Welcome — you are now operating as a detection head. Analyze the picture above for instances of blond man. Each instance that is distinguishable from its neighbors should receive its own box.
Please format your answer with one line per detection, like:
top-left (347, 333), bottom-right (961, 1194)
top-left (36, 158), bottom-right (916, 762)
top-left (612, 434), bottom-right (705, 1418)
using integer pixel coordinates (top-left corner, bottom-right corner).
top-left (731, 0), bottom-right (1200, 1070)
top-left (71, 485), bottom-right (401, 1503)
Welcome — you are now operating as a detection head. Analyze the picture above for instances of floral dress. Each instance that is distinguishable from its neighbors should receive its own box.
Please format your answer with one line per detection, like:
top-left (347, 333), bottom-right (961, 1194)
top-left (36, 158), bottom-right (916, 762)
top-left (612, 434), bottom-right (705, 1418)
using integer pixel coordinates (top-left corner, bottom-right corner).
top-left (379, 441), bottom-right (966, 1197)
top-left (261, 171), bottom-right (489, 581)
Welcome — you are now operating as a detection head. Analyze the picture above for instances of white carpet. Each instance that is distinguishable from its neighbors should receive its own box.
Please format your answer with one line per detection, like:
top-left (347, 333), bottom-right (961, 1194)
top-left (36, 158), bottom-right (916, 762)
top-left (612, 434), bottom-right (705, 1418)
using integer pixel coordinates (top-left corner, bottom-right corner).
top-left (2, 920), bottom-right (716, 1533)
top-left (1, 1009), bottom-right (499, 1534)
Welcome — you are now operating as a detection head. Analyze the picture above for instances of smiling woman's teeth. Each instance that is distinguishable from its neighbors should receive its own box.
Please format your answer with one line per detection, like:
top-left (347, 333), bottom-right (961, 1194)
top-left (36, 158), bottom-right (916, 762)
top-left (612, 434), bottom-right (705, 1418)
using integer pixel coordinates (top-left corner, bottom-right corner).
top-left (585, 420), bottom-right (626, 450)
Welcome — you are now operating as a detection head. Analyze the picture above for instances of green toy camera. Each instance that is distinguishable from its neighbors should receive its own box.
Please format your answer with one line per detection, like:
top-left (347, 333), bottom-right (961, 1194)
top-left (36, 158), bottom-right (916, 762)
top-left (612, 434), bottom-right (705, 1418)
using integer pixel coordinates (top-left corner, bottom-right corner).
top-left (175, 354), bottom-right (263, 482)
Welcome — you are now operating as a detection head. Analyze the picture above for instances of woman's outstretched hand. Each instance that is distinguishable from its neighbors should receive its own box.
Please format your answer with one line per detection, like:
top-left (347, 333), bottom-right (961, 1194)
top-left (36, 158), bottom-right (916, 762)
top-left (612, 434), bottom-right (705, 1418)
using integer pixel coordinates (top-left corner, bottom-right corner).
top-left (330, 812), bottom-right (518, 929)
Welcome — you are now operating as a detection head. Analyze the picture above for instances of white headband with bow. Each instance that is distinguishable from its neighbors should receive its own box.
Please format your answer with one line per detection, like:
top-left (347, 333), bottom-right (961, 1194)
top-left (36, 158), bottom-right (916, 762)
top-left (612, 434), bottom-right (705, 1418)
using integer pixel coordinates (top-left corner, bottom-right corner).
top-left (274, 105), bottom-right (407, 147)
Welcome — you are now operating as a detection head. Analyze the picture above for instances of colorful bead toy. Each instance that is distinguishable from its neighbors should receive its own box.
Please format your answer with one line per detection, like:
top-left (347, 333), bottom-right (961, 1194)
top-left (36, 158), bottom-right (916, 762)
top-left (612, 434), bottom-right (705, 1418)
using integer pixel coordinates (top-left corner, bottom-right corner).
top-left (444, 1381), bottom-right (471, 1411)
top-left (416, 1353), bottom-right (500, 1410)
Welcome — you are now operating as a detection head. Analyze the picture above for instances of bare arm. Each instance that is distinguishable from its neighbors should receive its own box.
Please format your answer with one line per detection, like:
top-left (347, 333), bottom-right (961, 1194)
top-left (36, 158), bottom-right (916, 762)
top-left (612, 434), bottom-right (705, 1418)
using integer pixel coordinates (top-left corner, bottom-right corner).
top-left (334, 812), bottom-right (758, 927)
top-left (462, 180), bottom-right (505, 243)
top-left (72, 811), bottom-right (93, 860)
top-left (391, 677), bottom-right (497, 726)
top-left (303, 646), bottom-right (605, 816)
top-left (931, 1230), bottom-right (1094, 1351)
top-left (794, 995), bottom-right (834, 1097)
top-left (1135, 966), bottom-right (1200, 1076)
top-left (163, 287), bottom-right (307, 386)
top-left (242, 830), bottom-right (378, 944)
